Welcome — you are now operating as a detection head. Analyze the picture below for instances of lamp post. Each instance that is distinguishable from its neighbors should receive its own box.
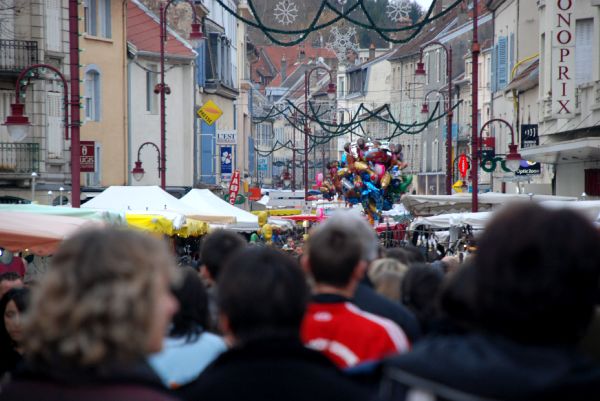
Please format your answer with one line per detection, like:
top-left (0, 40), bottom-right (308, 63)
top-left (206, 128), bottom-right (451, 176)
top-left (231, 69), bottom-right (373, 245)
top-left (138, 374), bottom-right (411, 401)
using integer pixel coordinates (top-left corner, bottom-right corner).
top-left (304, 66), bottom-right (336, 201)
top-left (59, 186), bottom-right (64, 206)
top-left (158, 0), bottom-right (204, 190)
top-left (478, 118), bottom-right (522, 173)
top-left (47, 190), bottom-right (53, 206)
top-left (471, 0), bottom-right (480, 212)
top-left (131, 141), bottom-right (162, 182)
top-left (2, 63), bottom-right (80, 206)
top-left (415, 41), bottom-right (453, 195)
top-left (292, 110), bottom-right (299, 191)
top-left (30, 172), bottom-right (37, 203)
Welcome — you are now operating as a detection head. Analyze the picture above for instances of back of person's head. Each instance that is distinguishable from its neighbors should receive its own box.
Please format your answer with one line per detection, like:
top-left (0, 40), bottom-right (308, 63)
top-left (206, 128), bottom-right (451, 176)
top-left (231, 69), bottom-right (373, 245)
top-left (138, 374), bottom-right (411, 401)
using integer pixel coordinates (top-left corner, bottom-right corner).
top-left (24, 228), bottom-right (179, 368)
top-left (320, 211), bottom-right (379, 263)
top-left (200, 229), bottom-right (247, 281)
top-left (217, 247), bottom-right (309, 344)
top-left (386, 246), bottom-right (425, 265)
top-left (368, 258), bottom-right (408, 284)
top-left (373, 271), bottom-right (405, 302)
top-left (170, 267), bottom-right (210, 341)
top-left (471, 203), bottom-right (600, 345)
top-left (401, 264), bottom-right (444, 326)
top-left (307, 219), bottom-right (363, 287)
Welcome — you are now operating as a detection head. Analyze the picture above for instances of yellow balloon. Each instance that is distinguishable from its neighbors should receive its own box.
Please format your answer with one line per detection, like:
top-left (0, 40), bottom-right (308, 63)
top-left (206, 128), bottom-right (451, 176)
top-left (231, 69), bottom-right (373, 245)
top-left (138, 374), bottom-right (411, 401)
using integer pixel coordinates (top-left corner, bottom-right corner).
top-left (354, 161), bottom-right (369, 172)
top-left (263, 223), bottom-right (273, 241)
top-left (381, 172), bottom-right (392, 189)
top-left (258, 211), bottom-right (268, 227)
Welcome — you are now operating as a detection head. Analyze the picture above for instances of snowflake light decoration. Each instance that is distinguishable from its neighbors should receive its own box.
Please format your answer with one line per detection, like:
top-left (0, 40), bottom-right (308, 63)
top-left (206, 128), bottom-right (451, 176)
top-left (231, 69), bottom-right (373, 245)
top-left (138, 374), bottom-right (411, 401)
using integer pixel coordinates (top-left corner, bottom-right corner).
top-left (386, 0), bottom-right (411, 23)
top-left (326, 26), bottom-right (359, 65)
top-left (273, 0), bottom-right (298, 26)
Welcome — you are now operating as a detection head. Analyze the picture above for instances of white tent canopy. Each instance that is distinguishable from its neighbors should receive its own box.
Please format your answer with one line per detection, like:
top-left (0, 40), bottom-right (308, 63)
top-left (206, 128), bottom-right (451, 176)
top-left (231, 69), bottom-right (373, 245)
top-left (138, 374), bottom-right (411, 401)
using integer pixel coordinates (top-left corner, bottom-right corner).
top-left (402, 192), bottom-right (577, 216)
top-left (81, 186), bottom-right (203, 221)
top-left (181, 189), bottom-right (259, 232)
top-left (410, 212), bottom-right (493, 231)
top-left (541, 200), bottom-right (600, 223)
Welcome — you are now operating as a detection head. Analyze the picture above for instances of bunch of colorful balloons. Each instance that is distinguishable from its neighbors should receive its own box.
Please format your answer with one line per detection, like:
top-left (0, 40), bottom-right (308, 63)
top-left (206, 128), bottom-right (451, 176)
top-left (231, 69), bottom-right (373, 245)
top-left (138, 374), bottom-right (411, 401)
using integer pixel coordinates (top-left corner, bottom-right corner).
top-left (319, 138), bottom-right (413, 224)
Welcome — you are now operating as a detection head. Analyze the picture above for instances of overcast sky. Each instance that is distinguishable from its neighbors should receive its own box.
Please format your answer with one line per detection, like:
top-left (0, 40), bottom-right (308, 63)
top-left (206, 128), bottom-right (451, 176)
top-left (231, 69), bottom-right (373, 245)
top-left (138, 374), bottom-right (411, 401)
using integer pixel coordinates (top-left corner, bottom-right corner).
top-left (415, 0), bottom-right (434, 9)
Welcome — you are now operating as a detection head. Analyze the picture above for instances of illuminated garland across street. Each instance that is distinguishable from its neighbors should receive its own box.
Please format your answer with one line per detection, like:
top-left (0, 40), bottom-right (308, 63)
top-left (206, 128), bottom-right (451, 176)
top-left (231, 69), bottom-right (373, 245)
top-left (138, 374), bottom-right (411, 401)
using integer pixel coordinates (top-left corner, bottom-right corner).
top-left (215, 0), bottom-right (463, 45)
top-left (252, 100), bottom-right (461, 156)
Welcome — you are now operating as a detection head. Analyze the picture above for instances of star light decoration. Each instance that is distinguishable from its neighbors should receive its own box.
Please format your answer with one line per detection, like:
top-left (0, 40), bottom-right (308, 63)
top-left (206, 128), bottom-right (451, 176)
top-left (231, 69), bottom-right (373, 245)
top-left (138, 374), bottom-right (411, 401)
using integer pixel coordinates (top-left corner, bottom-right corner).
top-left (386, 0), bottom-right (411, 23)
top-left (273, 0), bottom-right (298, 26)
top-left (326, 26), bottom-right (359, 65)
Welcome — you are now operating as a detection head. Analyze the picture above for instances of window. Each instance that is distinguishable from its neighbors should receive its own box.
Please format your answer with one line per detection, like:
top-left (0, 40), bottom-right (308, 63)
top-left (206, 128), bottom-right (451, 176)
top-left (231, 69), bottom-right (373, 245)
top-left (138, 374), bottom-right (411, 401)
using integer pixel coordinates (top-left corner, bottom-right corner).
top-left (84, 0), bottom-right (111, 38)
top-left (432, 139), bottom-right (439, 171)
top-left (146, 64), bottom-right (158, 114)
top-left (422, 141), bottom-right (427, 172)
top-left (576, 19), bottom-right (593, 85)
top-left (84, 67), bottom-right (101, 121)
top-left (585, 169), bottom-right (600, 196)
top-left (46, 0), bottom-right (62, 52)
top-left (437, 49), bottom-right (441, 83)
top-left (496, 36), bottom-right (508, 90)
top-left (424, 54), bottom-right (429, 85)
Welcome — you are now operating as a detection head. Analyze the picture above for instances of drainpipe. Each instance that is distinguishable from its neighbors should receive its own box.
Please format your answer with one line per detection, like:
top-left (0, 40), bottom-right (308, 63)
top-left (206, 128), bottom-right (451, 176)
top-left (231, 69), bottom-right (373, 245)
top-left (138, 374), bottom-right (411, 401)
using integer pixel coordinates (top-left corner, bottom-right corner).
top-left (126, 56), bottom-right (133, 185)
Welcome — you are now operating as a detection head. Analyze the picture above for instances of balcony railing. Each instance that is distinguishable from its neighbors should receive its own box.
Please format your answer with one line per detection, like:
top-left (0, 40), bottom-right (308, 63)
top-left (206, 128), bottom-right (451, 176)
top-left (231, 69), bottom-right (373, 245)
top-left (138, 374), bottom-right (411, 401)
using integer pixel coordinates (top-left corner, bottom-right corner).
top-left (0, 143), bottom-right (39, 174)
top-left (0, 40), bottom-right (38, 74)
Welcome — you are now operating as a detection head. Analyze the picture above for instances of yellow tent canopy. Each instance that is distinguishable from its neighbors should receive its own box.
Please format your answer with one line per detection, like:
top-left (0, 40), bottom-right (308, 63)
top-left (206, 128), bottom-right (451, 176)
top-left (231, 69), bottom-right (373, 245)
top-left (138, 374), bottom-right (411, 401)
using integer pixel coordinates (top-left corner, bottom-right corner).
top-left (125, 213), bottom-right (209, 238)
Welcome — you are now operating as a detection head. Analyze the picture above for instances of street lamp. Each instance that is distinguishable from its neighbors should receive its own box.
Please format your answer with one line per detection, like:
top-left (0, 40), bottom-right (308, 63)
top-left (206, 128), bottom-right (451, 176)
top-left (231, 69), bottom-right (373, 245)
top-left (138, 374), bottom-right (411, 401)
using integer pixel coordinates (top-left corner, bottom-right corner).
top-left (47, 190), bottom-right (53, 206)
top-left (59, 187), bottom-right (65, 206)
top-left (158, 0), bottom-right (204, 190)
top-left (415, 41), bottom-right (453, 195)
top-left (476, 117), bottom-right (522, 189)
top-left (131, 142), bottom-right (161, 182)
top-left (2, 63), bottom-right (81, 207)
top-left (30, 172), bottom-right (37, 203)
top-left (304, 66), bottom-right (336, 201)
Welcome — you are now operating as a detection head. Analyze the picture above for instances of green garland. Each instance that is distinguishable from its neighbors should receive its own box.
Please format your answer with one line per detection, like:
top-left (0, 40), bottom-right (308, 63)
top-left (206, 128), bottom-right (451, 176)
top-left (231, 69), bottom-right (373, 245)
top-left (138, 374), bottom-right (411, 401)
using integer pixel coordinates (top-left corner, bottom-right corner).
top-left (216, 0), bottom-right (463, 46)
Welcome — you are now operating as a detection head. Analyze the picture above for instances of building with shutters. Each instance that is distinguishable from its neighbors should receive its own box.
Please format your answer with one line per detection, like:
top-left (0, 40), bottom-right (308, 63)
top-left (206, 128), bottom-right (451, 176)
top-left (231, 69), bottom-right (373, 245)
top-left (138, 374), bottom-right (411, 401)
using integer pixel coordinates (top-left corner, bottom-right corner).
top-left (521, 0), bottom-right (600, 197)
top-left (79, 0), bottom-right (128, 189)
top-left (0, 0), bottom-right (72, 204)
top-left (126, 0), bottom-right (197, 187)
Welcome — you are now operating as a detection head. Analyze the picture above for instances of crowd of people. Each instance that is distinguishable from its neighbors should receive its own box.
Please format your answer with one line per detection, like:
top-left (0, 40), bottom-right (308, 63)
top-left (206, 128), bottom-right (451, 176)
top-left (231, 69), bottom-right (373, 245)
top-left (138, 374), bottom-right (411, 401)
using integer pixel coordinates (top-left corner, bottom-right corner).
top-left (1, 202), bottom-right (600, 400)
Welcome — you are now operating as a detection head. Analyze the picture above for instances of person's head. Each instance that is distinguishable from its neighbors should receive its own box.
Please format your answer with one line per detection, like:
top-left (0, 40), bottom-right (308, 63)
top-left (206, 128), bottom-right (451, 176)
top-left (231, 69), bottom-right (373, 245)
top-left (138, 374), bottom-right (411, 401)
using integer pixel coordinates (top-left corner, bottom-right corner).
top-left (170, 267), bottom-right (211, 339)
top-left (0, 287), bottom-right (30, 350)
top-left (386, 246), bottom-right (426, 266)
top-left (200, 229), bottom-right (247, 284)
top-left (401, 264), bottom-right (444, 327)
top-left (469, 203), bottom-right (600, 345)
top-left (217, 247), bottom-right (309, 344)
top-left (305, 215), bottom-right (366, 290)
top-left (373, 271), bottom-right (405, 302)
top-left (23, 228), bottom-right (179, 368)
top-left (0, 272), bottom-right (23, 299)
top-left (368, 258), bottom-right (408, 284)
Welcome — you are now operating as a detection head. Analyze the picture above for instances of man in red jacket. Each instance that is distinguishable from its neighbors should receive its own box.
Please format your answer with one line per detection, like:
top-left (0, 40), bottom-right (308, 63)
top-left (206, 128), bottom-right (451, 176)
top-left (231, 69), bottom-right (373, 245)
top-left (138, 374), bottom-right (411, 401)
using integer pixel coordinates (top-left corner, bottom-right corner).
top-left (301, 214), bottom-right (410, 369)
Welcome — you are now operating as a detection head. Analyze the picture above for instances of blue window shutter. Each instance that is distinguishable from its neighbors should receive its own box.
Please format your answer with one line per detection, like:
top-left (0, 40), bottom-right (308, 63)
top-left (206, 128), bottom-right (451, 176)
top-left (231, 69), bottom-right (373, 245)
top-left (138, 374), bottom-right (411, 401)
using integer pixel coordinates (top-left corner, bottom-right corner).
top-left (89, 0), bottom-right (97, 35)
top-left (491, 43), bottom-right (497, 93)
top-left (201, 121), bottom-right (216, 184)
top-left (509, 33), bottom-right (515, 78)
top-left (196, 41), bottom-right (206, 86)
top-left (497, 36), bottom-right (508, 89)
top-left (94, 72), bottom-right (101, 121)
top-left (248, 136), bottom-right (255, 175)
top-left (104, 0), bottom-right (111, 38)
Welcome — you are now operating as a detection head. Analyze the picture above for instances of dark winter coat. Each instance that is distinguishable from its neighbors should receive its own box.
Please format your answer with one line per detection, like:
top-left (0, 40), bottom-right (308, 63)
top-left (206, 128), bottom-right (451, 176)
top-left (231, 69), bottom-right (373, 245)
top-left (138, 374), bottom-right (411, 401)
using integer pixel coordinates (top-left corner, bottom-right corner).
top-left (0, 360), bottom-right (178, 401)
top-left (354, 282), bottom-right (421, 342)
top-left (380, 333), bottom-right (600, 401)
top-left (176, 337), bottom-right (369, 401)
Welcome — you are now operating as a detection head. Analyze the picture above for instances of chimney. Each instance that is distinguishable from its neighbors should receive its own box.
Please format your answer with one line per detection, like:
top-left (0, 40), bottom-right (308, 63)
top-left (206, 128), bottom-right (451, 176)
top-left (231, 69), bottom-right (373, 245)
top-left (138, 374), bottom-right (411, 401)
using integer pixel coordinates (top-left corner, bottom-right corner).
top-left (298, 44), bottom-right (305, 62)
top-left (281, 54), bottom-right (287, 82)
top-left (368, 43), bottom-right (376, 61)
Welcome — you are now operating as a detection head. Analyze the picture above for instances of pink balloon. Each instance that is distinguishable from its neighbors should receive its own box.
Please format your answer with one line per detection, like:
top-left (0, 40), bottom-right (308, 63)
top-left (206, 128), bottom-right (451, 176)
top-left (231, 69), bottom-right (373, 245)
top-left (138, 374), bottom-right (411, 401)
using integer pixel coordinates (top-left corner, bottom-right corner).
top-left (316, 173), bottom-right (323, 187)
top-left (374, 163), bottom-right (386, 180)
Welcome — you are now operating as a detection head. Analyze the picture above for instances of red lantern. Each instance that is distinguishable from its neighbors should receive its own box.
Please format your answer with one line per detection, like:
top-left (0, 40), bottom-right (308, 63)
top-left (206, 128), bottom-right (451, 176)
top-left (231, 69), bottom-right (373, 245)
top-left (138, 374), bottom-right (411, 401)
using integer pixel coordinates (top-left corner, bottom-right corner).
top-left (458, 154), bottom-right (469, 177)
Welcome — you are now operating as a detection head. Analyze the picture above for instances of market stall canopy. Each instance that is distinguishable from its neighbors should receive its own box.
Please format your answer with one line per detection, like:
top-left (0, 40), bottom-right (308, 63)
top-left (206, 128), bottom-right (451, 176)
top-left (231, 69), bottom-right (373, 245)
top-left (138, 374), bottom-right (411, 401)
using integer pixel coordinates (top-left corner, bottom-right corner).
top-left (0, 211), bottom-right (103, 256)
top-left (180, 189), bottom-right (258, 231)
top-left (410, 212), bottom-right (493, 230)
top-left (125, 212), bottom-right (208, 237)
top-left (401, 193), bottom-right (577, 216)
top-left (540, 200), bottom-right (600, 222)
top-left (0, 204), bottom-right (124, 224)
top-left (82, 186), bottom-right (203, 217)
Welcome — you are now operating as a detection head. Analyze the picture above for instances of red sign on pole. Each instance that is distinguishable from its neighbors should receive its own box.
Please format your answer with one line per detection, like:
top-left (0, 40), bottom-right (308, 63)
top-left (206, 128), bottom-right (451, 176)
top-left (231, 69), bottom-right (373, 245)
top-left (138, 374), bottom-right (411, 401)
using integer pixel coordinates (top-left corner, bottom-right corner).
top-left (228, 170), bottom-right (241, 205)
top-left (80, 141), bottom-right (95, 172)
top-left (458, 154), bottom-right (469, 178)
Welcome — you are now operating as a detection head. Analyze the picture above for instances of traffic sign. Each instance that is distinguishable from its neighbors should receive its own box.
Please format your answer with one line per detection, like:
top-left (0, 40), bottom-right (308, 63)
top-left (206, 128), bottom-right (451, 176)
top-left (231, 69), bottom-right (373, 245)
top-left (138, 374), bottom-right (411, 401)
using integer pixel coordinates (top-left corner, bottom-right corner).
top-left (197, 100), bottom-right (223, 125)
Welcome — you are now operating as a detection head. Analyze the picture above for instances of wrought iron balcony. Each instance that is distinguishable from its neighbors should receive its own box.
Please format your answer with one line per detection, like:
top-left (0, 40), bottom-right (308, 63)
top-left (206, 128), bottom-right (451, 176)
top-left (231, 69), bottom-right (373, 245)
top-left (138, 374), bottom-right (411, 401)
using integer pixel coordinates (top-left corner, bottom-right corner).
top-left (0, 40), bottom-right (38, 74)
top-left (0, 143), bottom-right (40, 176)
